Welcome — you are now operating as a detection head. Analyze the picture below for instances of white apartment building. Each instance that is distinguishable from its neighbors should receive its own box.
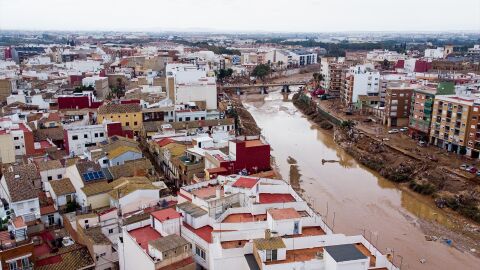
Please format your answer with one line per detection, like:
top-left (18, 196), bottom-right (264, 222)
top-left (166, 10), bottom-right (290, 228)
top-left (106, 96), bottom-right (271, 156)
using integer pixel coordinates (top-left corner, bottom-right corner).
top-left (169, 175), bottom-right (399, 270)
top-left (424, 47), bottom-right (445, 59)
top-left (291, 50), bottom-right (317, 66)
top-left (165, 63), bottom-right (218, 110)
top-left (343, 64), bottom-right (380, 106)
top-left (64, 124), bottom-right (107, 156)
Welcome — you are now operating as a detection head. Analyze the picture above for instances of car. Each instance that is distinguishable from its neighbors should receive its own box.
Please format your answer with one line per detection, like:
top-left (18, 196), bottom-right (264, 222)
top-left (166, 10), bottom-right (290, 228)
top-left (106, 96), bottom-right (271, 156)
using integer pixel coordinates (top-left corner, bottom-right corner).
top-left (476, 171), bottom-right (480, 177)
top-left (363, 118), bottom-right (373, 123)
top-left (469, 167), bottom-right (478, 174)
top-left (417, 141), bottom-right (427, 147)
top-left (399, 127), bottom-right (408, 132)
top-left (388, 129), bottom-right (399, 134)
top-left (460, 164), bottom-right (469, 170)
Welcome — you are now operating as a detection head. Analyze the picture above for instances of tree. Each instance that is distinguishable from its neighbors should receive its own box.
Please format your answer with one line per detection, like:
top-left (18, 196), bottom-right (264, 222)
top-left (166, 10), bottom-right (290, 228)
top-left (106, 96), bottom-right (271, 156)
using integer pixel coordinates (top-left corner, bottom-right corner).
top-left (251, 64), bottom-right (271, 82)
top-left (216, 68), bottom-right (234, 83)
top-left (382, 59), bottom-right (390, 70)
top-left (312, 73), bottom-right (324, 87)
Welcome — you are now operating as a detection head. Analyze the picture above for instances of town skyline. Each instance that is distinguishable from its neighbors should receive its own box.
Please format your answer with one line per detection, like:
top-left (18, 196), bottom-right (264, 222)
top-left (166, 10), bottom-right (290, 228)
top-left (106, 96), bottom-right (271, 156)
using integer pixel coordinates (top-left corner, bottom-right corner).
top-left (1, 0), bottom-right (479, 32)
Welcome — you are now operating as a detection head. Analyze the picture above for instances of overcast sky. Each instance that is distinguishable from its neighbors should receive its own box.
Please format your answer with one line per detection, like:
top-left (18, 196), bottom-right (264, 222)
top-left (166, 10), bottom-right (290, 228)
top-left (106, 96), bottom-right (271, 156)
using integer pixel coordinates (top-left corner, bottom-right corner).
top-left (1, 0), bottom-right (479, 32)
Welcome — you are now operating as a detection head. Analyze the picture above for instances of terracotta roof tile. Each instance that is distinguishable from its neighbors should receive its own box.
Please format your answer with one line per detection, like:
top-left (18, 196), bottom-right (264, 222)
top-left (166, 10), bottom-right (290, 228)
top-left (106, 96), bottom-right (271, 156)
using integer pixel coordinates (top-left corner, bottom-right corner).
top-left (3, 164), bottom-right (39, 202)
top-left (98, 103), bottom-right (141, 114)
top-left (49, 178), bottom-right (76, 196)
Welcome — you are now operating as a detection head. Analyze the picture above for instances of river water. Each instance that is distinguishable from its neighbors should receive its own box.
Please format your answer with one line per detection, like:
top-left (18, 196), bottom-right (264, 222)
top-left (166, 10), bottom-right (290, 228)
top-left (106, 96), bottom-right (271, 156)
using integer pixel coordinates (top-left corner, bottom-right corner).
top-left (243, 90), bottom-right (479, 270)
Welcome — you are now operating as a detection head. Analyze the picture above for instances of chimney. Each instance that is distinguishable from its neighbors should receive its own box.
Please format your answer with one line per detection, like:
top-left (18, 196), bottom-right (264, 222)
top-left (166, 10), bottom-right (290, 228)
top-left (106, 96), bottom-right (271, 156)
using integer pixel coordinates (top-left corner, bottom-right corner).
top-left (265, 229), bottom-right (271, 240)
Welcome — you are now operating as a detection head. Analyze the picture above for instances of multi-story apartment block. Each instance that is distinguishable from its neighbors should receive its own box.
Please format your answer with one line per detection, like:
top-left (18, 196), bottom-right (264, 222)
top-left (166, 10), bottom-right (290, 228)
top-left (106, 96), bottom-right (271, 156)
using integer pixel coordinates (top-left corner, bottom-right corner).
top-left (342, 64), bottom-right (380, 107)
top-left (409, 83), bottom-right (455, 140)
top-left (409, 87), bottom-right (436, 139)
top-left (165, 64), bottom-right (218, 110)
top-left (321, 58), bottom-right (347, 97)
top-left (64, 124), bottom-right (106, 156)
top-left (430, 95), bottom-right (473, 154)
top-left (383, 83), bottom-right (413, 127)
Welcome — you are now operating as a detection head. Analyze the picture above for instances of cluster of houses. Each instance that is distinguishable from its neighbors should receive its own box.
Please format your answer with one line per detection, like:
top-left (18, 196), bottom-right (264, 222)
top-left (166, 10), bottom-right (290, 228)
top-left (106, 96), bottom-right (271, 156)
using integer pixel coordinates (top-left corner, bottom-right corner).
top-left (0, 40), bottom-right (396, 270)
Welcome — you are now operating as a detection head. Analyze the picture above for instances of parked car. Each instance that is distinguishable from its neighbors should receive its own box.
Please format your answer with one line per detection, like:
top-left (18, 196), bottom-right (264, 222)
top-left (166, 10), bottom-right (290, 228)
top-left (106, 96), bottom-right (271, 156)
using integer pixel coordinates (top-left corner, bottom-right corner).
top-left (469, 167), bottom-right (478, 174)
top-left (388, 129), bottom-right (399, 134)
top-left (417, 141), bottom-right (427, 147)
top-left (460, 164), bottom-right (469, 170)
top-left (399, 127), bottom-right (408, 132)
top-left (363, 118), bottom-right (373, 123)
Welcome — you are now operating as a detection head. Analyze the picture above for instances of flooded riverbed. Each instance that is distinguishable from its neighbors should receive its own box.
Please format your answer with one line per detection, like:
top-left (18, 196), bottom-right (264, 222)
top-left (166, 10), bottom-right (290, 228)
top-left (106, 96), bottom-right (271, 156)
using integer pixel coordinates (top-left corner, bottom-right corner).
top-left (243, 90), bottom-right (479, 270)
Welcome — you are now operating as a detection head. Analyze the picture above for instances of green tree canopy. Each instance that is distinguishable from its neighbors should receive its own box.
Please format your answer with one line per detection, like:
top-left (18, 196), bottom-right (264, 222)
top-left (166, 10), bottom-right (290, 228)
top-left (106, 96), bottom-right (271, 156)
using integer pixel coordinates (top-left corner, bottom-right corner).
top-left (251, 64), bottom-right (271, 81)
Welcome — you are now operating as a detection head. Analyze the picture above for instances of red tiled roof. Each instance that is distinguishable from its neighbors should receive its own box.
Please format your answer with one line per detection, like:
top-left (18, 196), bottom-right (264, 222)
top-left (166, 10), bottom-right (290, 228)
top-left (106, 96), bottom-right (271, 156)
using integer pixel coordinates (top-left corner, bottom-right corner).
top-left (40, 205), bottom-right (57, 215)
top-left (232, 177), bottom-right (259, 189)
top-left (129, 226), bottom-right (162, 251)
top-left (259, 193), bottom-right (296, 204)
top-left (182, 222), bottom-right (213, 243)
top-left (155, 138), bottom-right (174, 147)
top-left (151, 208), bottom-right (181, 222)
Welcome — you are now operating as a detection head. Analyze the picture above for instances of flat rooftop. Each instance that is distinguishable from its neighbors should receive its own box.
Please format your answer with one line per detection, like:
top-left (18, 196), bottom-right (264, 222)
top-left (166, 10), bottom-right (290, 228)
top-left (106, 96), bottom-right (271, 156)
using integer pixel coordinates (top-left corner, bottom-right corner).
top-left (128, 226), bottom-right (161, 251)
top-left (222, 213), bottom-right (267, 223)
top-left (259, 193), bottom-right (296, 204)
top-left (191, 185), bottom-right (223, 200)
top-left (265, 247), bottom-right (324, 265)
top-left (183, 222), bottom-right (213, 243)
top-left (283, 226), bottom-right (326, 238)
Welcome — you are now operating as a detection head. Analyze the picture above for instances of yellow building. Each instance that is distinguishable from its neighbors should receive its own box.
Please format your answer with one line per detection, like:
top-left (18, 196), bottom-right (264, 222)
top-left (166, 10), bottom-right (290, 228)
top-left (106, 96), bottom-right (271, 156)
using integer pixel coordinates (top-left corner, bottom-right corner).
top-left (430, 95), bottom-right (473, 154)
top-left (97, 103), bottom-right (143, 133)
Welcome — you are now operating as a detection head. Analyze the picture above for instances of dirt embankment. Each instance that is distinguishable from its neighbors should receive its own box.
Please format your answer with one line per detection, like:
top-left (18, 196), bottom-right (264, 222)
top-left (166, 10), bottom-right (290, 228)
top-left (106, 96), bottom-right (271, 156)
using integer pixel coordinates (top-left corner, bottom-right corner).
top-left (223, 95), bottom-right (261, 136)
top-left (292, 93), bottom-right (334, 130)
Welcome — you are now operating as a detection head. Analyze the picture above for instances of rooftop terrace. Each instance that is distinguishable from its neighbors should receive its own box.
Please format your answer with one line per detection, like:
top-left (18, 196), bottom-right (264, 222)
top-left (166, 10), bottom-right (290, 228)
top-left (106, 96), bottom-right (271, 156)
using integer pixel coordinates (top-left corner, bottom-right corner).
top-left (128, 226), bottom-right (161, 251)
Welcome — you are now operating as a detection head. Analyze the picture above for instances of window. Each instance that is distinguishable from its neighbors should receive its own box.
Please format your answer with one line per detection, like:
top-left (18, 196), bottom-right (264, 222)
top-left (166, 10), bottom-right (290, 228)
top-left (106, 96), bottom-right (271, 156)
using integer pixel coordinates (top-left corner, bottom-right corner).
top-left (99, 132), bottom-right (104, 137)
top-left (185, 117), bottom-right (191, 121)
top-left (103, 159), bottom-right (108, 164)
top-left (47, 176), bottom-right (52, 181)
top-left (195, 246), bottom-right (206, 260)
top-left (108, 228), bottom-right (114, 234)
top-left (179, 117), bottom-right (183, 121)
top-left (21, 258), bottom-right (30, 268)
top-left (95, 133), bottom-right (98, 138)
top-left (13, 137), bottom-right (19, 140)
top-left (134, 121), bottom-right (138, 126)
top-left (72, 135), bottom-right (78, 140)
top-left (57, 174), bottom-right (62, 179)
top-left (266, 249), bottom-right (278, 261)
top-left (15, 146), bottom-right (20, 150)
top-left (125, 122), bottom-right (130, 126)
top-left (84, 134), bottom-right (88, 139)
top-left (8, 261), bottom-right (17, 270)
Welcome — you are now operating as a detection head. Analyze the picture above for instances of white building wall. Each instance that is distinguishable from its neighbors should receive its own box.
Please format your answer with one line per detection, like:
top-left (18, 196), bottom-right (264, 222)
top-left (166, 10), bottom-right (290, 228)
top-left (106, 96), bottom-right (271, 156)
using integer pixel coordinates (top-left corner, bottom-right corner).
top-left (121, 230), bottom-right (155, 270)
top-left (65, 125), bottom-right (106, 156)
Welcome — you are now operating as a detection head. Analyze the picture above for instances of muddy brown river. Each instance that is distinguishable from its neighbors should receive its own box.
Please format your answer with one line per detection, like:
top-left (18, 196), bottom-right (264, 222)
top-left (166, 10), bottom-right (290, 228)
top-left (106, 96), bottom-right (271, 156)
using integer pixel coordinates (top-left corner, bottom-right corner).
top-left (243, 90), bottom-right (479, 270)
